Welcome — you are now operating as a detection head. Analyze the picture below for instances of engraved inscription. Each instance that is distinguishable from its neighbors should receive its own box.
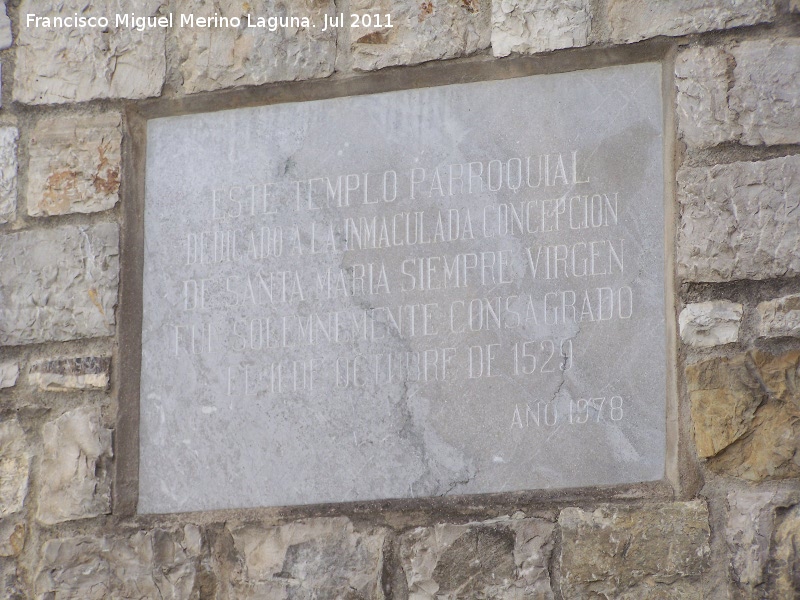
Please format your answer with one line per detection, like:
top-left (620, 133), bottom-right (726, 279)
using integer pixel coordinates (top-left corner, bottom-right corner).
top-left (140, 64), bottom-right (667, 513)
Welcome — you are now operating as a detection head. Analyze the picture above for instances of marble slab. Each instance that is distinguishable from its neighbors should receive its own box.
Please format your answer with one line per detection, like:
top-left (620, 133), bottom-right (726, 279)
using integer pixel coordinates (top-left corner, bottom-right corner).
top-left (140, 62), bottom-right (666, 513)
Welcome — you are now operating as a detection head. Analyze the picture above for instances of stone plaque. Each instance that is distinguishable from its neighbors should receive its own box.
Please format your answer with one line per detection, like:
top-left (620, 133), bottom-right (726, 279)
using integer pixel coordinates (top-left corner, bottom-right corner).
top-left (140, 63), bottom-right (666, 513)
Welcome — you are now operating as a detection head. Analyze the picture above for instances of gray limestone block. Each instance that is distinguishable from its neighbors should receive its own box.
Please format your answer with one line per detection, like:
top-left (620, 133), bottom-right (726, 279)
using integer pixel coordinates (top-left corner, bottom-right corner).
top-left (225, 517), bottom-right (386, 599)
top-left (730, 39), bottom-right (800, 146)
top-left (27, 113), bottom-right (121, 217)
top-left (0, 420), bottom-right (29, 517)
top-left (350, 0), bottom-right (490, 71)
top-left (679, 300), bottom-right (743, 348)
top-left (36, 406), bottom-right (112, 525)
top-left (757, 294), bottom-right (800, 339)
top-left (176, 0), bottom-right (336, 94)
top-left (398, 516), bottom-right (555, 599)
top-left (0, 1), bottom-right (11, 50)
top-left (675, 46), bottom-right (739, 149)
top-left (35, 529), bottom-right (199, 599)
top-left (491, 0), bottom-right (591, 58)
top-left (0, 361), bottom-right (18, 389)
top-left (559, 501), bottom-right (710, 598)
top-left (14, 0), bottom-right (166, 104)
top-left (0, 127), bottom-right (18, 224)
top-left (677, 155), bottom-right (800, 282)
top-left (0, 223), bottom-right (119, 345)
top-left (28, 356), bottom-right (111, 391)
top-left (606, 0), bottom-right (775, 44)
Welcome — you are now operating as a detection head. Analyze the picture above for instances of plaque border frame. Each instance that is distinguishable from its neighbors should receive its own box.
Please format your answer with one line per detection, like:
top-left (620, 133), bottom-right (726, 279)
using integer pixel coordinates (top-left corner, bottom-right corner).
top-left (116, 41), bottom-right (686, 520)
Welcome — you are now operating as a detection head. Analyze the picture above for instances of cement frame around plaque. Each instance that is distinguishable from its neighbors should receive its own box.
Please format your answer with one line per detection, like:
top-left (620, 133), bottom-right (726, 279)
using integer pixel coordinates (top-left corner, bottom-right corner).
top-left (115, 42), bottom-right (684, 519)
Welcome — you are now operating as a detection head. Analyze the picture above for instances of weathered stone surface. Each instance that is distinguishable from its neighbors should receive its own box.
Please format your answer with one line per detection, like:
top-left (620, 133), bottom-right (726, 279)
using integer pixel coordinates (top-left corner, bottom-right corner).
top-left (0, 2), bottom-right (11, 50)
top-left (730, 39), bottom-right (800, 146)
top-left (607, 0), bottom-right (775, 43)
top-left (726, 488), bottom-right (800, 596)
top-left (14, 0), bottom-right (166, 104)
top-left (0, 361), bottom-right (18, 389)
top-left (28, 356), bottom-right (111, 392)
top-left (0, 420), bottom-right (29, 517)
top-left (770, 503), bottom-right (800, 597)
top-left (226, 517), bottom-right (385, 599)
top-left (0, 519), bottom-right (25, 557)
top-left (399, 517), bottom-right (555, 599)
top-left (0, 223), bottom-right (119, 345)
top-left (27, 113), bottom-right (121, 217)
top-left (37, 406), bottom-right (112, 524)
top-left (758, 294), bottom-right (800, 339)
top-left (0, 127), bottom-right (18, 224)
top-left (559, 501), bottom-right (710, 598)
top-left (351, 0), bottom-right (490, 71)
top-left (687, 350), bottom-right (800, 480)
top-left (679, 300), bottom-right (742, 348)
top-left (35, 529), bottom-right (198, 599)
top-left (176, 0), bottom-right (335, 94)
top-left (677, 156), bottom-right (800, 282)
top-left (675, 46), bottom-right (739, 148)
top-left (0, 559), bottom-right (24, 600)
top-left (491, 0), bottom-right (590, 57)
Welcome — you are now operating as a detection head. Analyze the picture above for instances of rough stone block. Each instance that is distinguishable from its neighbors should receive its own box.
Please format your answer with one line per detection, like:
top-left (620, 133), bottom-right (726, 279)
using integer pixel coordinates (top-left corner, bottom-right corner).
top-left (399, 517), bottom-right (555, 599)
top-left (0, 519), bottom-right (24, 558)
top-left (0, 420), bottom-right (29, 517)
top-left (677, 156), bottom-right (800, 282)
top-left (606, 0), bottom-right (775, 43)
top-left (726, 488), bottom-right (800, 596)
top-left (730, 39), bottom-right (800, 146)
top-left (14, 0), bottom-right (166, 104)
top-left (491, 0), bottom-right (590, 57)
top-left (0, 223), bottom-right (119, 345)
top-left (687, 350), bottom-right (800, 480)
top-left (0, 2), bottom-right (11, 50)
top-left (37, 406), bottom-right (112, 524)
top-left (559, 501), bottom-right (710, 598)
top-left (0, 361), bottom-right (18, 389)
top-left (679, 300), bottom-right (742, 348)
top-left (176, 0), bottom-right (336, 94)
top-left (0, 127), bottom-right (18, 224)
top-left (29, 356), bottom-right (111, 392)
top-left (770, 503), bottom-right (800, 597)
top-left (675, 46), bottom-right (739, 148)
top-left (757, 294), bottom-right (800, 339)
top-left (351, 0), bottom-right (490, 71)
top-left (28, 113), bottom-right (121, 217)
top-left (35, 529), bottom-right (198, 599)
top-left (226, 517), bottom-right (385, 599)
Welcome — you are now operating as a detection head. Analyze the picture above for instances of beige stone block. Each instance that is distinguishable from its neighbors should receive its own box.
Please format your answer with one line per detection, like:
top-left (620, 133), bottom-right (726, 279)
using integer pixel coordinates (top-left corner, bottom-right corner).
top-left (687, 351), bottom-right (800, 481)
top-left (0, 420), bottom-right (29, 517)
top-left (757, 293), bottom-right (800, 339)
top-left (559, 501), bottom-right (710, 598)
top-left (491, 0), bottom-right (590, 57)
top-left (677, 156), bottom-right (800, 282)
top-left (730, 39), bottom-right (800, 146)
top-left (37, 407), bottom-right (112, 524)
top-left (351, 0), bottom-right (490, 71)
top-left (14, 0), bottom-right (166, 104)
top-left (226, 517), bottom-right (386, 599)
top-left (35, 530), bottom-right (198, 599)
top-left (399, 516), bottom-right (555, 599)
top-left (28, 113), bottom-right (121, 217)
top-left (28, 356), bottom-right (111, 391)
top-left (0, 223), bottom-right (119, 345)
top-left (176, 0), bottom-right (336, 94)
top-left (0, 127), bottom-right (18, 224)
top-left (607, 0), bottom-right (775, 43)
top-left (679, 300), bottom-right (743, 348)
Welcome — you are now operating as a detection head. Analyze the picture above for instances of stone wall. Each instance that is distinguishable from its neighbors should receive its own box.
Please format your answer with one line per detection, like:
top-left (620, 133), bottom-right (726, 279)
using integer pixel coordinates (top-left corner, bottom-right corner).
top-left (0, 0), bottom-right (798, 598)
